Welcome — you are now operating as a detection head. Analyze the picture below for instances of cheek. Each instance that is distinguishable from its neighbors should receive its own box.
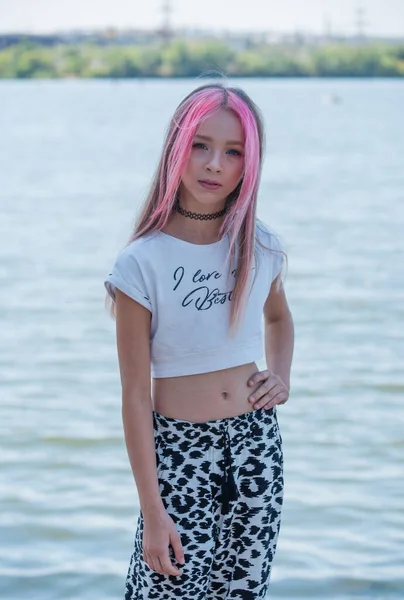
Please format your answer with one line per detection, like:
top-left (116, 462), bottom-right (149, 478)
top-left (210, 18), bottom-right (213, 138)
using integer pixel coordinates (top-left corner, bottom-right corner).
top-left (180, 159), bottom-right (194, 186)
top-left (182, 155), bottom-right (199, 179)
top-left (229, 160), bottom-right (244, 184)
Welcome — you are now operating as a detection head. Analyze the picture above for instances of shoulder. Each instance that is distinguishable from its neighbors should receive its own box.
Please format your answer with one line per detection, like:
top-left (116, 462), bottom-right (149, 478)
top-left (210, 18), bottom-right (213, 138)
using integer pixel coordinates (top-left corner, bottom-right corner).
top-left (255, 218), bottom-right (287, 284)
top-left (255, 218), bottom-right (285, 253)
top-left (112, 230), bottom-right (159, 266)
top-left (105, 232), bottom-right (158, 310)
top-left (121, 230), bottom-right (158, 255)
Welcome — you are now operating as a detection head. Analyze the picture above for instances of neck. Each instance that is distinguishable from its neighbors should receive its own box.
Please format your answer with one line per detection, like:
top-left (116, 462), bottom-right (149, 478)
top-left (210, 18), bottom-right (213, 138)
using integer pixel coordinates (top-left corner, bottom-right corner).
top-left (167, 214), bottom-right (225, 244)
top-left (168, 190), bottom-right (227, 243)
top-left (177, 192), bottom-right (227, 216)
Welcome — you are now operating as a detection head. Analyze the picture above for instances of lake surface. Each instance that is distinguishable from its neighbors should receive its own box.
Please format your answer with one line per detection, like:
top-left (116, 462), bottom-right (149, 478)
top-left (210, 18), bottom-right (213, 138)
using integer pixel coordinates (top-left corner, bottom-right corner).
top-left (0, 78), bottom-right (403, 599)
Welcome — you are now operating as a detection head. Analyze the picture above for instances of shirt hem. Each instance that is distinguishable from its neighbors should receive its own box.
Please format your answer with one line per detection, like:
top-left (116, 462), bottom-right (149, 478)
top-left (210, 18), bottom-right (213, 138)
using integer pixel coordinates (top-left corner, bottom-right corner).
top-left (151, 342), bottom-right (264, 378)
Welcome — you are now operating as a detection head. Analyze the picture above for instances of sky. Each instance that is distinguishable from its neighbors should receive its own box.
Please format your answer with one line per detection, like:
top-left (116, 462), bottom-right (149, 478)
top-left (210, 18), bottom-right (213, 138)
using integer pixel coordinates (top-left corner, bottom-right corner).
top-left (0, 0), bottom-right (403, 37)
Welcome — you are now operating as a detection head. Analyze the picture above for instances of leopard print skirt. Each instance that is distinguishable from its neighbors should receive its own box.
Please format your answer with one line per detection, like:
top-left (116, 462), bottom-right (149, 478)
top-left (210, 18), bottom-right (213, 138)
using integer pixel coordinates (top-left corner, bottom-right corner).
top-left (124, 406), bottom-right (284, 599)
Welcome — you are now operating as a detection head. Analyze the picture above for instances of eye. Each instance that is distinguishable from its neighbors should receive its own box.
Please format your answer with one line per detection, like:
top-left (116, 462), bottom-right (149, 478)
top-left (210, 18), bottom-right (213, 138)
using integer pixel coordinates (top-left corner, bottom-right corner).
top-left (227, 149), bottom-right (242, 156)
top-left (192, 142), bottom-right (207, 150)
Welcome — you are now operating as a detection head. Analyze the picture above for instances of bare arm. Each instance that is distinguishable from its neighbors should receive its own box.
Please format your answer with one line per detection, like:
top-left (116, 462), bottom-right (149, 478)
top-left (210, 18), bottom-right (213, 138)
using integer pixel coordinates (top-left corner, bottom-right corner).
top-left (263, 276), bottom-right (294, 389)
top-left (115, 289), bottom-right (164, 515)
top-left (115, 289), bottom-right (185, 576)
top-left (116, 289), bottom-right (184, 576)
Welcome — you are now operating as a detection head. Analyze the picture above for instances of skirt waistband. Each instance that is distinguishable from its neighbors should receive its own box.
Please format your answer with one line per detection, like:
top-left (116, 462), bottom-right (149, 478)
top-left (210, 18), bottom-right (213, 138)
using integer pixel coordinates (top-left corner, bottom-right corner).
top-left (152, 406), bottom-right (278, 452)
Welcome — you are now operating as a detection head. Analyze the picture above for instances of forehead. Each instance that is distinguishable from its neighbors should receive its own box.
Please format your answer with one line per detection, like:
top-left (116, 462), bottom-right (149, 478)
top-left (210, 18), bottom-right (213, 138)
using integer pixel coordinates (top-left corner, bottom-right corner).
top-left (196, 108), bottom-right (244, 142)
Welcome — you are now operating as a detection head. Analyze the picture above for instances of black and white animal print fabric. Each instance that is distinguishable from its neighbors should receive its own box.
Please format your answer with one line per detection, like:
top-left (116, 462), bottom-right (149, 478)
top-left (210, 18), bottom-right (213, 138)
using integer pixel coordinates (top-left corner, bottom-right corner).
top-left (124, 406), bottom-right (284, 599)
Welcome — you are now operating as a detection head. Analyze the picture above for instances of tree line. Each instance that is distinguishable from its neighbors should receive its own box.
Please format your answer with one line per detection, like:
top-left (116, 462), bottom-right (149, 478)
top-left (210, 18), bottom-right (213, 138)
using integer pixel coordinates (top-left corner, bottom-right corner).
top-left (0, 40), bottom-right (403, 78)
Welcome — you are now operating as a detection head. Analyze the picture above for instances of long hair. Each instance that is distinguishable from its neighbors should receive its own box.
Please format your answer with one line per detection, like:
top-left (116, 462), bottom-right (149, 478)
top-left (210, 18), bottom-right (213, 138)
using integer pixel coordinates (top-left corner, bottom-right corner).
top-left (105, 82), bottom-right (286, 334)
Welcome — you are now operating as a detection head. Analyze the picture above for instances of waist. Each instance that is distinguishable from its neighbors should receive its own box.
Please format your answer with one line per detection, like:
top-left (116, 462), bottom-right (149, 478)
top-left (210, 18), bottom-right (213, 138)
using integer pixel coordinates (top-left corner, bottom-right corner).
top-left (151, 362), bottom-right (264, 422)
top-left (152, 404), bottom-right (279, 452)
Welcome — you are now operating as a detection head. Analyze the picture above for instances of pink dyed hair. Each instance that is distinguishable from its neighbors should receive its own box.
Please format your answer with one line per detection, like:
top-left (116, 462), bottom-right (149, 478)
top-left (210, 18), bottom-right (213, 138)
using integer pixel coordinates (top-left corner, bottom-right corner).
top-left (106, 82), bottom-right (286, 334)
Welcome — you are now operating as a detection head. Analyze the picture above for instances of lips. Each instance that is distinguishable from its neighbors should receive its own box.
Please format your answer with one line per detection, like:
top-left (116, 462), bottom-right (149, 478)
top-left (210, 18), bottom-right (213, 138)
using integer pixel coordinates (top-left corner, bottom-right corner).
top-left (199, 179), bottom-right (222, 186)
top-left (198, 180), bottom-right (223, 190)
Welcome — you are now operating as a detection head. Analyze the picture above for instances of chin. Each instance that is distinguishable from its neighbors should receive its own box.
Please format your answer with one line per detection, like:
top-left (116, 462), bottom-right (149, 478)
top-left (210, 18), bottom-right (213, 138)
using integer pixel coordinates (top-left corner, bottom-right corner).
top-left (181, 182), bottom-right (227, 207)
top-left (195, 189), bottom-right (227, 203)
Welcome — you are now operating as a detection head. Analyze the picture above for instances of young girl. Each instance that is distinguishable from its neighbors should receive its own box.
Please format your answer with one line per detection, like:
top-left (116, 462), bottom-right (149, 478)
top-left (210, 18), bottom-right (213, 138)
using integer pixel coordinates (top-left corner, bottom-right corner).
top-left (104, 82), bottom-right (294, 599)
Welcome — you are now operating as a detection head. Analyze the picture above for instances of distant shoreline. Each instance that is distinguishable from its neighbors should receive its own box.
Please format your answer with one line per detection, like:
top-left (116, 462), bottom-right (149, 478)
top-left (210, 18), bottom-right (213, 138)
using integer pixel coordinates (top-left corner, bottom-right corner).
top-left (1, 40), bottom-right (403, 79)
top-left (1, 75), bottom-right (403, 80)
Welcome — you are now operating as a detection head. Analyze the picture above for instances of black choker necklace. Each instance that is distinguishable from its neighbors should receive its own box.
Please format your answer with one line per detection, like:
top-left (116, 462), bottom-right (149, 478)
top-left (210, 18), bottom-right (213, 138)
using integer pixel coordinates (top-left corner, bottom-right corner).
top-left (175, 202), bottom-right (227, 221)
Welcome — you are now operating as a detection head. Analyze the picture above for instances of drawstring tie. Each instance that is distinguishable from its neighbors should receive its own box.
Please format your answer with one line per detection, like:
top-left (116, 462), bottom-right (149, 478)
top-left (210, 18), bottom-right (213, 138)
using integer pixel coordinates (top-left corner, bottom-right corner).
top-left (221, 426), bottom-right (240, 514)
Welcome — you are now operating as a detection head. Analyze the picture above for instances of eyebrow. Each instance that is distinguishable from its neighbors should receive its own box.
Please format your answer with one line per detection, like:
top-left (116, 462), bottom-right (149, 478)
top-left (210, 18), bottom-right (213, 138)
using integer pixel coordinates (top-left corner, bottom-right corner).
top-left (194, 134), bottom-right (244, 147)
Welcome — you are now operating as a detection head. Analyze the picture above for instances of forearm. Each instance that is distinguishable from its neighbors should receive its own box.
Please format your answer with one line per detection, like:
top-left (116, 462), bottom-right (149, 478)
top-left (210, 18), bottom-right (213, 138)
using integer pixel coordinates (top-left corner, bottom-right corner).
top-left (121, 396), bottom-right (164, 516)
top-left (264, 313), bottom-right (294, 389)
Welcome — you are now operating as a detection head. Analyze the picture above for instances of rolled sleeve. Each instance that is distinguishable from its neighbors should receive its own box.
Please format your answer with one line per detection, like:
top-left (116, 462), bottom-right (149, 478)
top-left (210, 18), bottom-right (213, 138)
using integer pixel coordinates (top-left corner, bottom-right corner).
top-left (104, 246), bottom-right (152, 312)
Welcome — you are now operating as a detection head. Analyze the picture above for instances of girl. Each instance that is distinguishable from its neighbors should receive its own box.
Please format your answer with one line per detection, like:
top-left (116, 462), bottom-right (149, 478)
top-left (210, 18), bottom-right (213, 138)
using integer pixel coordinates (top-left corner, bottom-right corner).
top-left (104, 82), bottom-right (294, 599)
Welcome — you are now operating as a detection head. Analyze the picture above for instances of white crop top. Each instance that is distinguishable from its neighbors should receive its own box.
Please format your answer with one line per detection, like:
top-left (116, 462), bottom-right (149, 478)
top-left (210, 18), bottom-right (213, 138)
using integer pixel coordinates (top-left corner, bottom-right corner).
top-left (104, 219), bottom-right (285, 378)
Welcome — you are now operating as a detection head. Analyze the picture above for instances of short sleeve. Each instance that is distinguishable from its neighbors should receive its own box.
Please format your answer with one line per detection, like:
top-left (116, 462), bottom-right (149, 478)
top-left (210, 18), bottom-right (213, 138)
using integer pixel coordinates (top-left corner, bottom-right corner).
top-left (269, 232), bottom-right (285, 283)
top-left (256, 220), bottom-right (286, 284)
top-left (104, 245), bottom-right (152, 312)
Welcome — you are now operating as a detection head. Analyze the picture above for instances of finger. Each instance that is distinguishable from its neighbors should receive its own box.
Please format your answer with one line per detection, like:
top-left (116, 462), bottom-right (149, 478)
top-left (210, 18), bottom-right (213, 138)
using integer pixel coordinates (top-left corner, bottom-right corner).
top-left (170, 535), bottom-right (185, 566)
top-left (247, 369), bottom-right (271, 386)
top-left (248, 379), bottom-right (277, 404)
top-left (159, 554), bottom-right (182, 577)
top-left (253, 393), bottom-right (271, 409)
top-left (253, 385), bottom-right (284, 409)
top-left (157, 557), bottom-right (172, 577)
top-left (145, 552), bottom-right (160, 574)
top-left (263, 389), bottom-right (289, 409)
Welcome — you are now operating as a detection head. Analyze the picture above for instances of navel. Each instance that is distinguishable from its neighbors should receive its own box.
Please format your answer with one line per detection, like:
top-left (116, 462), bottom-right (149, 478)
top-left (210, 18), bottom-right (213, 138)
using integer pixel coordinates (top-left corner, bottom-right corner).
top-left (221, 391), bottom-right (229, 400)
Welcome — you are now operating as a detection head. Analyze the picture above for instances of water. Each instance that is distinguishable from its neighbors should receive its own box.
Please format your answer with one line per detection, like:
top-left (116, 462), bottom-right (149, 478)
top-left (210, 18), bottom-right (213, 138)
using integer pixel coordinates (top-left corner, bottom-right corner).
top-left (1, 78), bottom-right (403, 599)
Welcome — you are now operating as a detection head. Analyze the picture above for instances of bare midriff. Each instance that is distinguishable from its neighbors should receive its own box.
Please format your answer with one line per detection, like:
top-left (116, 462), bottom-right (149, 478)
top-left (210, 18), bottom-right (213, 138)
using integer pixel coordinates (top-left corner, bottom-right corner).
top-left (151, 362), bottom-right (263, 423)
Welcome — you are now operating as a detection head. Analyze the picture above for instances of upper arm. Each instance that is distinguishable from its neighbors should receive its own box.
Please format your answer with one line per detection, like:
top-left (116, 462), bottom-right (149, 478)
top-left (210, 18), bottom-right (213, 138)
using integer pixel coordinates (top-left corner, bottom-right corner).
top-left (104, 243), bottom-right (153, 401)
top-left (263, 275), bottom-right (291, 323)
top-left (105, 245), bottom-right (152, 313)
top-left (256, 220), bottom-right (289, 322)
top-left (115, 289), bottom-right (151, 401)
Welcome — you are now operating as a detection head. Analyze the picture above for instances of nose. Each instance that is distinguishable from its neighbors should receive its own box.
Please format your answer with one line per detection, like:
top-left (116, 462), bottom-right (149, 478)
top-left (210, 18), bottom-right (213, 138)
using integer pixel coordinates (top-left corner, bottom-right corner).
top-left (205, 150), bottom-right (223, 173)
